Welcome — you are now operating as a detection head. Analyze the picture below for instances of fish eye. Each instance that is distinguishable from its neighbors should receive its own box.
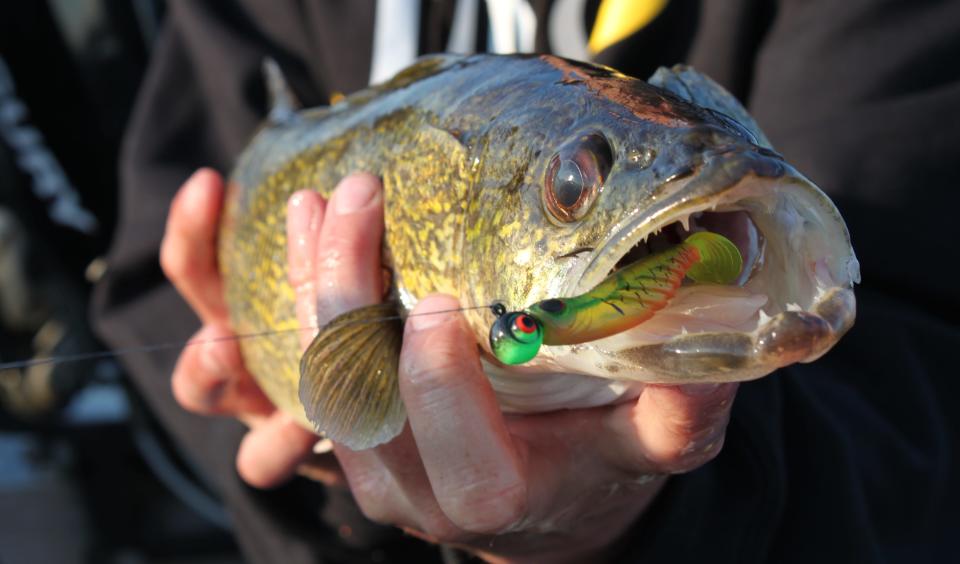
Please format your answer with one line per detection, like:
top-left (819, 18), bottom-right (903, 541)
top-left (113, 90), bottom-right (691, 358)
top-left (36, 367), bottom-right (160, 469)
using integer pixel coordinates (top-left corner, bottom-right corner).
top-left (544, 133), bottom-right (612, 223)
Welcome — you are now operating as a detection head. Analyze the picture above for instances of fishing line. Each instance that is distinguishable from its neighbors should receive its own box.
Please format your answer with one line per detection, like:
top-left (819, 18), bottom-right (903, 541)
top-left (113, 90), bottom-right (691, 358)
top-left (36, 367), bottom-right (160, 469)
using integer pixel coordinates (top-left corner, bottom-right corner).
top-left (0, 303), bottom-right (503, 371)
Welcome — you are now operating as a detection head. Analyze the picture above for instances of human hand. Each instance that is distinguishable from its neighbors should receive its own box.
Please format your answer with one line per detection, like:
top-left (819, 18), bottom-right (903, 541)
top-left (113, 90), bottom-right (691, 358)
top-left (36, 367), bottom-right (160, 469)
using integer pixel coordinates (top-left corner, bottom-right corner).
top-left (288, 172), bottom-right (740, 562)
top-left (161, 168), bottom-right (334, 488)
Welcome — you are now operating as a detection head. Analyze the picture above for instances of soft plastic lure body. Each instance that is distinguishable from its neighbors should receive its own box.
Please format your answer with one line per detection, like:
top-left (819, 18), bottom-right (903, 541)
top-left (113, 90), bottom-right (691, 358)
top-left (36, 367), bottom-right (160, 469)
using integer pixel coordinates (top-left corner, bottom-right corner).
top-left (490, 231), bottom-right (743, 365)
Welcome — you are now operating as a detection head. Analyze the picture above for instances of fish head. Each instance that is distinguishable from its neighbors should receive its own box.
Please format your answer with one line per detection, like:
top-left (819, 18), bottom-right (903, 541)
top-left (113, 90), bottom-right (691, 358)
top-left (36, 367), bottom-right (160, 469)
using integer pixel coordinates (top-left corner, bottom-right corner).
top-left (460, 57), bottom-right (858, 398)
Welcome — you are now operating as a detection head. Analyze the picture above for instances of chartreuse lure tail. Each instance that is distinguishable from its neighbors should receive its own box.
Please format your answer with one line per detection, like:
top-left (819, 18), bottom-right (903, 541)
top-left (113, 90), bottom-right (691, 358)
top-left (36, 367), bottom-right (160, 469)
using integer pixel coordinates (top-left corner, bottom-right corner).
top-left (490, 231), bottom-right (742, 365)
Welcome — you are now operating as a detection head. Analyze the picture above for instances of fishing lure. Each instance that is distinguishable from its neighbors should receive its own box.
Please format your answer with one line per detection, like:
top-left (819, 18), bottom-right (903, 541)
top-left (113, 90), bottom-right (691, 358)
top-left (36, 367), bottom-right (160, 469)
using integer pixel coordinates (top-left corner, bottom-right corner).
top-left (489, 231), bottom-right (743, 365)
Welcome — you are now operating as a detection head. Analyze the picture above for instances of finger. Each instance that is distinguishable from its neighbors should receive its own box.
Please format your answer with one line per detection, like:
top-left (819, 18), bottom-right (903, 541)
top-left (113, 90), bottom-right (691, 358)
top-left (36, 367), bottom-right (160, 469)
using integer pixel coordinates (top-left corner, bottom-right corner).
top-left (236, 412), bottom-right (320, 488)
top-left (286, 190), bottom-right (327, 349)
top-left (160, 168), bottom-right (229, 325)
top-left (171, 323), bottom-right (275, 418)
top-left (333, 443), bottom-right (417, 527)
top-left (314, 172), bottom-right (384, 324)
top-left (334, 431), bottom-right (469, 540)
top-left (399, 294), bottom-right (527, 534)
top-left (602, 383), bottom-right (739, 474)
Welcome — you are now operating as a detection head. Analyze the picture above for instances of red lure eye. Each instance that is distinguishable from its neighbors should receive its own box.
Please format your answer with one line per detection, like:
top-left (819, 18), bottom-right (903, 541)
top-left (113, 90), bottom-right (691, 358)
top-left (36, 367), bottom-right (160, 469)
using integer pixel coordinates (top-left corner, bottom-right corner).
top-left (513, 314), bottom-right (538, 334)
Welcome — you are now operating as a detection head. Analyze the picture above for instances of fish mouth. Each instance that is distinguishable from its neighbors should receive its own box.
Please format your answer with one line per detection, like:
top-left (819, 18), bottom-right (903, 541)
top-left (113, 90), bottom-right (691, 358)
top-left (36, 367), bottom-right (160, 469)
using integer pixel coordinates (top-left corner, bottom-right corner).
top-left (555, 151), bottom-right (860, 383)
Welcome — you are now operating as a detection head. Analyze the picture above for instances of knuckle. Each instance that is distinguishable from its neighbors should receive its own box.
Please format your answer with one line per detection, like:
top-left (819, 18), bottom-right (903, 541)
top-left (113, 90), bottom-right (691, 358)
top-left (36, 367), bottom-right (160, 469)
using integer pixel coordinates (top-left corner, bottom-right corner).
top-left (353, 498), bottom-right (391, 526)
top-left (440, 481), bottom-right (527, 534)
top-left (660, 406), bottom-right (709, 437)
top-left (649, 429), bottom-right (728, 474)
top-left (315, 235), bottom-right (366, 273)
top-left (312, 244), bottom-right (377, 309)
top-left (608, 386), bottom-right (738, 475)
top-left (348, 475), bottom-right (394, 525)
top-left (170, 342), bottom-right (231, 414)
top-left (171, 363), bottom-right (215, 413)
top-left (355, 502), bottom-right (393, 527)
top-left (417, 512), bottom-right (462, 541)
top-left (287, 262), bottom-right (313, 290)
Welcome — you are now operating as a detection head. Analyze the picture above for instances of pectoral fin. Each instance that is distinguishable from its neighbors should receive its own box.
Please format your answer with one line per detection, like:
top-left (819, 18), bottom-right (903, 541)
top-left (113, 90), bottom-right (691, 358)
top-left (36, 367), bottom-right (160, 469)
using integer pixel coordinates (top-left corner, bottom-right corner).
top-left (299, 302), bottom-right (405, 450)
top-left (648, 65), bottom-right (773, 150)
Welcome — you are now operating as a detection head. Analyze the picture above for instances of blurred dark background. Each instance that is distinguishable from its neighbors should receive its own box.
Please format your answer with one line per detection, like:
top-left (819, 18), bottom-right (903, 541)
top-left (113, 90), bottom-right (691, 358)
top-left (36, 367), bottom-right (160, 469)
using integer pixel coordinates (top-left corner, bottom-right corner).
top-left (0, 1), bottom-right (243, 562)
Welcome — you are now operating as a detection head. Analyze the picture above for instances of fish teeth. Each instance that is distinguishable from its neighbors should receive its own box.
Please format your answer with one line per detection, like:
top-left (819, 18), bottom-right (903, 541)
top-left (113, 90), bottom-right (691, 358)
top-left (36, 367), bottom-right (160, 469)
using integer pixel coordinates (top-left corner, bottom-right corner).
top-left (679, 213), bottom-right (691, 232)
top-left (757, 309), bottom-right (772, 326)
top-left (313, 438), bottom-right (334, 454)
top-left (689, 212), bottom-right (703, 232)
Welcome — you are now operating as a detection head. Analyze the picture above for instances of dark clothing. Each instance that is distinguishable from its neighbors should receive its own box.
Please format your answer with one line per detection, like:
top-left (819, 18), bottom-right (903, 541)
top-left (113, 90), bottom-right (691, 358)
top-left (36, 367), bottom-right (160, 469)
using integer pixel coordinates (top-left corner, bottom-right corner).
top-left (92, 1), bottom-right (960, 562)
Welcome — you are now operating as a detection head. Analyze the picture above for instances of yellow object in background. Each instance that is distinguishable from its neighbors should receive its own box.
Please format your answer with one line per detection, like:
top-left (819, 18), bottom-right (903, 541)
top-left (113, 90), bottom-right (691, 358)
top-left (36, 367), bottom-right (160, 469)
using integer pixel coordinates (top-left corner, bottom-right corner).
top-left (588, 0), bottom-right (669, 55)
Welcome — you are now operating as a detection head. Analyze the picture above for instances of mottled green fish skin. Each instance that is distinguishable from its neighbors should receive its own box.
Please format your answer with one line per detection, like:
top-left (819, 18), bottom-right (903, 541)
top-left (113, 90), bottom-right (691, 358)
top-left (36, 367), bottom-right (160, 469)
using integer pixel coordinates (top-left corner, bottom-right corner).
top-left (219, 54), bottom-right (764, 424)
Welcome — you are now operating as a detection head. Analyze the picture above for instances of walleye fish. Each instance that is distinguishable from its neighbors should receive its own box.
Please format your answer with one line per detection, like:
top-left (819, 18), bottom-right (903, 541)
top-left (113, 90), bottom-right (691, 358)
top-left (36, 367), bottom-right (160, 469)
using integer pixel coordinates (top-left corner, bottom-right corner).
top-left (221, 54), bottom-right (859, 450)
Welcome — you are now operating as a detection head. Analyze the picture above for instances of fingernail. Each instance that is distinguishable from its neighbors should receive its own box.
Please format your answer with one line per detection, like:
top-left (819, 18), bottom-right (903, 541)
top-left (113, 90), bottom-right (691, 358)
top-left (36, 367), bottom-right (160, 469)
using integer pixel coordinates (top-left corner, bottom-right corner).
top-left (187, 167), bottom-right (214, 186)
top-left (184, 170), bottom-right (214, 209)
top-left (680, 383), bottom-right (722, 396)
top-left (408, 296), bottom-right (459, 331)
top-left (313, 438), bottom-right (334, 454)
top-left (334, 175), bottom-right (380, 215)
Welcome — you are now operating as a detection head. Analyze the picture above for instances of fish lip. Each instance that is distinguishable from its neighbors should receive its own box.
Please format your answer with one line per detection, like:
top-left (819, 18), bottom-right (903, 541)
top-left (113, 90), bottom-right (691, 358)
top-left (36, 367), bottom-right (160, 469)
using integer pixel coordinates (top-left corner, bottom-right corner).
top-left (567, 149), bottom-right (787, 295)
top-left (600, 286), bottom-right (858, 383)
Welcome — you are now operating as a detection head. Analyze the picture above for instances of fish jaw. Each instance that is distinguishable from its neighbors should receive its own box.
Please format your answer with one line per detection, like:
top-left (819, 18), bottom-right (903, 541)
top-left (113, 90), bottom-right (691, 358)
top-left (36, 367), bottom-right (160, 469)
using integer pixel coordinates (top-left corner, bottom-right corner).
top-left (528, 150), bottom-right (859, 384)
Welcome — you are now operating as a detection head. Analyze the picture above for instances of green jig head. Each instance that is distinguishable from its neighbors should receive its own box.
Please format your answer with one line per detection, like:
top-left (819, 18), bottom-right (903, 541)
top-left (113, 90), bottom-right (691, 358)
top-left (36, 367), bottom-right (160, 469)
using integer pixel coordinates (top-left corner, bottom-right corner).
top-left (489, 305), bottom-right (545, 365)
